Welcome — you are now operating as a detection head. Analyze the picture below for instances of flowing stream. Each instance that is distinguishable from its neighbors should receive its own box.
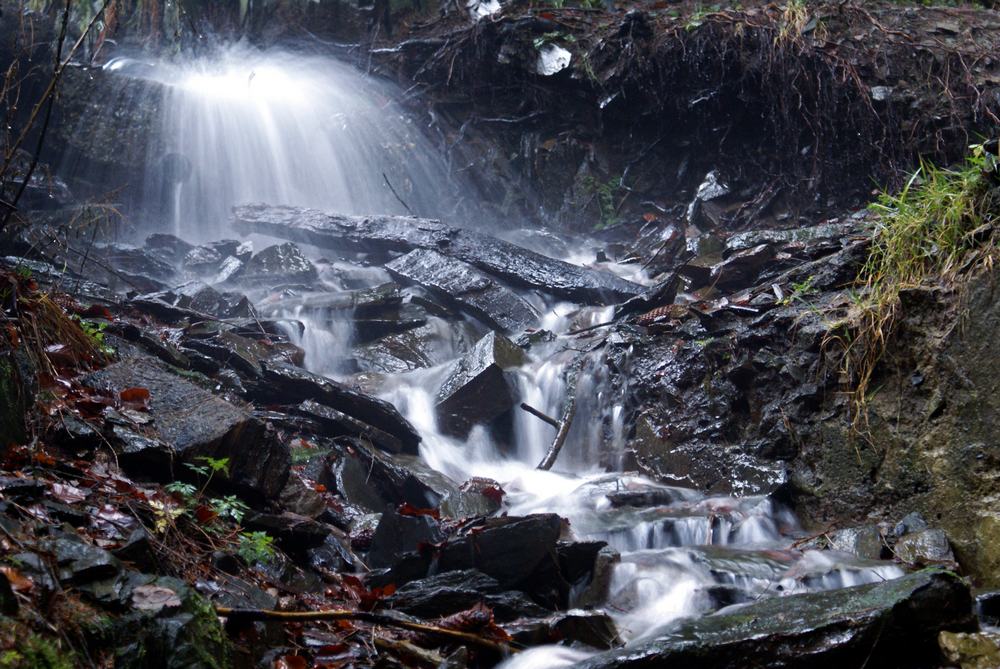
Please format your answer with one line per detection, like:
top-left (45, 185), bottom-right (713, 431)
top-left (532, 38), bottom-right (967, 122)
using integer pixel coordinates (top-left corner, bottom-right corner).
top-left (96, 45), bottom-right (905, 666)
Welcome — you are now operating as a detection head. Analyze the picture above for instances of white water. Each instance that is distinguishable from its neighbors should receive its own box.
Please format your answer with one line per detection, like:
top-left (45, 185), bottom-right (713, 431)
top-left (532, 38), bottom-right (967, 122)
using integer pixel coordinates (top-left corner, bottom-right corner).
top-left (92, 46), bottom-right (906, 667)
top-left (103, 45), bottom-right (461, 240)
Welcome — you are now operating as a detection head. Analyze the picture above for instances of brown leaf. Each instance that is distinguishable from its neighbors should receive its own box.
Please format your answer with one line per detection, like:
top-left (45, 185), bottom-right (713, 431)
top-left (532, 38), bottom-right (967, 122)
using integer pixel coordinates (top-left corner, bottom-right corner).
top-left (0, 566), bottom-right (34, 592)
top-left (194, 505), bottom-right (218, 524)
top-left (396, 503), bottom-right (440, 519)
top-left (437, 602), bottom-right (510, 641)
top-left (132, 584), bottom-right (182, 611)
top-left (275, 656), bottom-right (308, 669)
top-left (120, 387), bottom-right (150, 403)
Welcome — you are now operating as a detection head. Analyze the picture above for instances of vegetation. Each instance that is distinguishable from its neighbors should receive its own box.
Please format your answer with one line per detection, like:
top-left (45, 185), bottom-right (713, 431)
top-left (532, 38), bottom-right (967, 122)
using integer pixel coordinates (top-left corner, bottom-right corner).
top-left (838, 143), bottom-right (999, 420)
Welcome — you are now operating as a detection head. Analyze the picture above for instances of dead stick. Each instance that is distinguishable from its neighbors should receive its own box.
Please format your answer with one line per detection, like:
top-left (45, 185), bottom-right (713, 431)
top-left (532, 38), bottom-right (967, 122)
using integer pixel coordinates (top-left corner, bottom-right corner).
top-left (519, 402), bottom-right (559, 430)
top-left (214, 607), bottom-right (519, 654)
top-left (537, 396), bottom-right (576, 471)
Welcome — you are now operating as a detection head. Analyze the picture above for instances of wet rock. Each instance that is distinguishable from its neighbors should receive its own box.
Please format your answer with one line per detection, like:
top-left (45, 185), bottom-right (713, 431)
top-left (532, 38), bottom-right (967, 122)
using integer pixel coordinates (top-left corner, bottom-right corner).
top-left (296, 399), bottom-right (408, 455)
top-left (116, 575), bottom-right (232, 669)
top-left (0, 476), bottom-right (45, 499)
top-left (89, 243), bottom-right (177, 291)
top-left (686, 170), bottom-right (731, 228)
top-left (894, 511), bottom-right (929, 537)
top-left (182, 245), bottom-right (224, 274)
top-left (385, 248), bottom-right (538, 333)
top-left (709, 244), bottom-right (776, 291)
top-left (278, 472), bottom-right (327, 519)
top-left (507, 611), bottom-right (622, 650)
top-left (84, 355), bottom-right (289, 500)
top-left (40, 532), bottom-right (123, 585)
top-left (232, 204), bottom-right (643, 305)
top-left (827, 526), bottom-right (886, 561)
top-left (383, 570), bottom-right (550, 621)
top-left (368, 513), bottom-right (563, 591)
top-left (306, 532), bottom-right (356, 574)
top-left (322, 439), bottom-right (444, 512)
top-left (253, 362), bottom-right (420, 454)
top-left (976, 590), bottom-right (1000, 627)
top-left (435, 332), bottom-right (526, 438)
top-left (367, 507), bottom-right (445, 568)
top-left (353, 322), bottom-right (449, 374)
top-left (939, 631), bottom-right (1000, 669)
top-left (557, 541), bottom-right (615, 607)
top-left (240, 242), bottom-right (317, 285)
top-left (895, 529), bottom-right (955, 565)
top-left (576, 569), bottom-right (974, 669)
top-left (243, 512), bottom-right (331, 552)
top-left (725, 222), bottom-right (858, 253)
top-left (113, 528), bottom-right (157, 571)
top-left (439, 478), bottom-right (505, 519)
top-left (145, 233), bottom-right (195, 264)
top-left (0, 569), bottom-right (17, 615)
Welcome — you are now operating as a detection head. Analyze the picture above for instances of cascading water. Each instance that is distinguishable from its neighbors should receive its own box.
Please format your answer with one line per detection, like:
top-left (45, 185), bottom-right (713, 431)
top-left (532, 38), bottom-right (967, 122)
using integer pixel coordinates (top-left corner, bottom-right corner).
top-left (83, 44), bottom-right (908, 668)
top-left (95, 45), bottom-right (463, 240)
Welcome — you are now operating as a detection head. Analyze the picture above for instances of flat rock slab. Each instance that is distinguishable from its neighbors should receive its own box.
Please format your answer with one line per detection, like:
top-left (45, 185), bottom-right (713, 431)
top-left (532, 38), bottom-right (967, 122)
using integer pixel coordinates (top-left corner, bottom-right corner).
top-left (385, 248), bottom-right (538, 333)
top-left (253, 361), bottom-right (421, 454)
top-left (231, 204), bottom-right (644, 305)
top-left (576, 569), bottom-right (974, 669)
top-left (82, 356), bottom-right (288, 499)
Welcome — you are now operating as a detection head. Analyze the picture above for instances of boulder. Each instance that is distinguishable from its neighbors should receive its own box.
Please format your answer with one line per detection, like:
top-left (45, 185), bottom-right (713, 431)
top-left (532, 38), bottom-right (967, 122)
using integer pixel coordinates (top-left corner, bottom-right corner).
top-left (385, 248), bottom-right (537, 333)
top-left (383, 570), bottom-right (550, 622)
top-left (576, 570), bottom-right (974, 669)
top-left (507, 611), bottom-right (622, 650)
top-left (367, 507), bottom-right (445, 568)
top-left (895, 529), bottom-right (956, 565)
top-left (240, 242), bottom-right (317, 285)
top-left (435, 332), bottom-right (526, 438)
top-left (231, 204), bottom-right (643, 305)
top-left (322, 439), bottom-right (444, 512)
top-left (827, 526), bottom-right (886, 561)
top-left (83, 355), bottom-right (289, 500)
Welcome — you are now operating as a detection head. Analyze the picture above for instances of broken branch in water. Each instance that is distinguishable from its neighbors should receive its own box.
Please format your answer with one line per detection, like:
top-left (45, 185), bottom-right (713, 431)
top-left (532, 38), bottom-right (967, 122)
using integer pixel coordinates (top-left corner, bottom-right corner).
top-left (382, 172), bottom-right (415, 215)
top-left (214, 606), bottom-right (519, 655)
top-left (537, 395), bottom-right (576, 471)
top-left (519, 402), bottom-right (560, 429)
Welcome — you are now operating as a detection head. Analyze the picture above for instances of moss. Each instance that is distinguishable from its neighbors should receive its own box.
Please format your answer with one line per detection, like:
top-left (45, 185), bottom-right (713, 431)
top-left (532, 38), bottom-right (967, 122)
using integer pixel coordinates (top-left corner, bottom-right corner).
top-left (0, 357), bottom-right (26, 446)
top-left (0, 619), bottom-right (77, 669)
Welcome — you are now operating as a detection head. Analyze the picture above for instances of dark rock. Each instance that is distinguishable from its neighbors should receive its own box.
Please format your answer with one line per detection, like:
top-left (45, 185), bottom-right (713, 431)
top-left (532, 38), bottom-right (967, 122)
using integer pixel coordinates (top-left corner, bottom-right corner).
top-left (253, 361), bottom-right (420, 454)
top-left (182, 245), bottom-right (224, 273)
top-left (507, 611), bottom-right (622, 650)
top-left (894, 512), bottom-right (929, 537)
top-left (296, 399), bottom-right (408, 455)
top-left (306, 532), bottom-right (356, 574)
top-left (240, 242), bottom-right (317, 285)
top-left (278, 472), bottom-right (327, 519)
top-left (243, 512), bottom-right (331, 552)
top-left (232, 204), bottom-right (643, 305)
top-left (353, 322), bottom-right (452, 374)
top-left (975, 590), bottom-right (1000, 627)
top-left (575, 569), bottom-right (974, 669)
top-left (895, 529), bottom-right (955, 565)
top-left (113, 528), bottom-right (158, 571)
top-left (606, 488), bottom-right (686, 508)
top-left (146, 234), bottom-right (195, 263)
top-left (367, 507), bottom-right (445, 569)
top-left (710, 244), bottom-right (776, 291)
top-left (0, 476), bottom-right (45, 499)
top-left (322, 439), bottom-right (444, 512)
top-left (368, 513), bottom-right (563, 591)
top-left (725, 222), bottom-right (857, 253)
top-left (95, 243), bottom-right (178, 290)
top-left (84, 355), bottom-right (289, 500)
top-left (383, 570), bottom-right (549, 622)
top-left (115, 575), bottom-right (232, 669)
top-left (435, 332), bottom-right (526, 438)
top-left (40, 533), bottom-right (123, 585)
top-left (385, 248), bottom-right (538, 333)
top-left (827, 526), bottom-right (886, 560)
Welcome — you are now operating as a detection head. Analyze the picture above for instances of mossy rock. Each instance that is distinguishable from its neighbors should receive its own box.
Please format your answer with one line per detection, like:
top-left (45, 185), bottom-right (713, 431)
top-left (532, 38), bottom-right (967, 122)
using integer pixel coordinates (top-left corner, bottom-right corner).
top-left (0, 617), bottom-right (78, 669)
top-left (114, 577), bottom-right (232, 669)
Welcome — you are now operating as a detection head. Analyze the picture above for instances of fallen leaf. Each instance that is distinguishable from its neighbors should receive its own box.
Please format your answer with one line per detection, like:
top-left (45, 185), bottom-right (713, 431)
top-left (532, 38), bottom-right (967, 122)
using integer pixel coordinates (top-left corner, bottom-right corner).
top-left (120, 387), bottom-right (150, 403)
top-left (0, 566), bottom-right (34, 592)
top-left (397, 502), bottom-right (440, 519)
top-left (51, 482), bottom-right (89, 504)
top-left (275, 656), bottom-right (308, 669)
top-left (132, 584), bottom-right (182, 611)
top-left (643, 212), bottom-right (658, 222)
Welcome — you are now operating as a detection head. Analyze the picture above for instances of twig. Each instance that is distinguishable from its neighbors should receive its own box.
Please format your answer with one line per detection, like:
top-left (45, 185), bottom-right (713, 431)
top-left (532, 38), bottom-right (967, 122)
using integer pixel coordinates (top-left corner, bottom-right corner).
top-left (382, 173), bottom-right (414, 216)
top-left (537, 395), bottom-right (576, 471)
top-left (215, 607), bottom-right (519, 655)
top-left (519, 402), bottom-right (559, 430)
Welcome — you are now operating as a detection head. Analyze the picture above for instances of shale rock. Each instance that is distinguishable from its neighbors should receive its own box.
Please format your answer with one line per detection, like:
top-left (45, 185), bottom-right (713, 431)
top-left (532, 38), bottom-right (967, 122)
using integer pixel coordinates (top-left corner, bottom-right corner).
top-left (895, 529), bottom-right (956, 565)
top-left (383, 570), bottom-right (550, 621)
top-left (253, 361), bottom-right (420, 453)
top-left (83, 355), bottom-right (289, 499)
top-left (435, 332), bottom-right (526, 438)
top-left (576, 569), bottom-right (974, 669)
top-left (385, 248), bottom-right (537, 333)
top-left (240, 242), bottom-right (317, 285)
top-left (232, 204), bottom-right (643, 304)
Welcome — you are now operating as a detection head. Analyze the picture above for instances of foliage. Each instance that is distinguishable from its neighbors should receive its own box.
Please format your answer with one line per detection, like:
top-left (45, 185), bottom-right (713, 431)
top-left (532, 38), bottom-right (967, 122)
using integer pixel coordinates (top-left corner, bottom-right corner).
top-left (0, 631), bottom-right (76, 669)
top-left (74, 317), bottom-right (114, 356)
top-left (781, 275), bottom-right (818, 305)
top-left (237, 531), bottom-right (276, 566)
top-left (582, 174), bottom-right (622, 230)
top-left (836, 144), bottom-right (999, 423)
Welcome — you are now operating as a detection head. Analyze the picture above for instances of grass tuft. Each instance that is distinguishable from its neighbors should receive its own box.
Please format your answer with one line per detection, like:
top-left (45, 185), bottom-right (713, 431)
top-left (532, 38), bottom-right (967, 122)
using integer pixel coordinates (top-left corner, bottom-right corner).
top-left (839, 144), bottom-right (999, 425)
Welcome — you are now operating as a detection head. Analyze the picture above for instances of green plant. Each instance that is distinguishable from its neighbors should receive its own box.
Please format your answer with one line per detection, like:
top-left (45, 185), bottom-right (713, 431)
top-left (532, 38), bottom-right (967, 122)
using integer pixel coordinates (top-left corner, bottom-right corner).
top-left (781, 275), bottom-right (818, 305)
top-left (237, 531), bottom-right (276, 566)
top-left (685, 4), bottom-right (721, 31)
top-left (164, 481), bottom-right (197, 500)
top-left (75, 317), bottom-right (114, 355)
top-left (836, 144), bottom-right (999, 424)
top-left (210, 495), bottom-right (249, 524)
top-left (184, 456), bottom-right (231, 495)
top-left (582, 175), bottom-right (622, 230)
